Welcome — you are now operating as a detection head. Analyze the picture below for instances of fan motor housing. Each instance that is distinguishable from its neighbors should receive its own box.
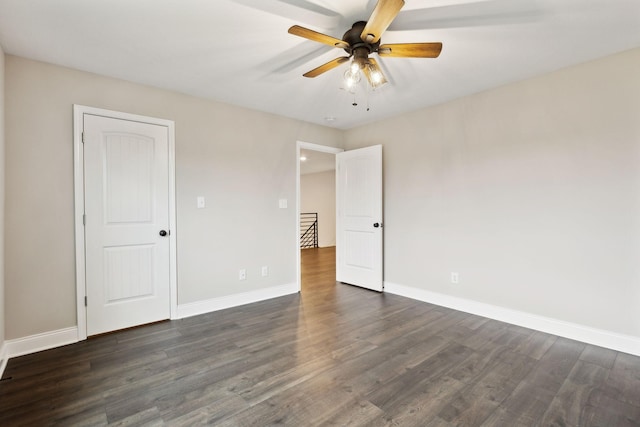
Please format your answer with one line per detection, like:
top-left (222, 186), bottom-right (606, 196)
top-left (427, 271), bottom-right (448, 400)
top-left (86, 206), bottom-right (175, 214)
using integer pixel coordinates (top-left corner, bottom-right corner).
top-left (342, 21), bottom-right (380, 55)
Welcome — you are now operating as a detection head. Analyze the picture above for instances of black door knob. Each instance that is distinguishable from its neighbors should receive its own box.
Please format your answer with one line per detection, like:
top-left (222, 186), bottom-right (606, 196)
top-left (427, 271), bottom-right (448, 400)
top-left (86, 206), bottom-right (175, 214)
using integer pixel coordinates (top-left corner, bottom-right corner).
top-left (373, 223), bottom-right (380, 228)
top-left (159, 230), bottom-right (168, 237)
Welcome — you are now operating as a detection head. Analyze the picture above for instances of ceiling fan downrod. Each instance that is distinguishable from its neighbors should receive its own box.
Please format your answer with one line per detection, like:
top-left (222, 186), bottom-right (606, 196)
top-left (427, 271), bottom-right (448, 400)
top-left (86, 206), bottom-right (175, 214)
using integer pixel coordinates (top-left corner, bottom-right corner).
top-left (342, 21), bottom-right (381, 61)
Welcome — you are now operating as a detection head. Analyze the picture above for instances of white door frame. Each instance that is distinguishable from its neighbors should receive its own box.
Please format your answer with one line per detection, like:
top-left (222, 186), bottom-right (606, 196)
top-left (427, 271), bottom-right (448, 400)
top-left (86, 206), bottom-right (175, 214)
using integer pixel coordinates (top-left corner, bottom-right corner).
top-left (296, 141), bottom-right (344, 291)
top-left (73, 105), bottom-right (178, 340)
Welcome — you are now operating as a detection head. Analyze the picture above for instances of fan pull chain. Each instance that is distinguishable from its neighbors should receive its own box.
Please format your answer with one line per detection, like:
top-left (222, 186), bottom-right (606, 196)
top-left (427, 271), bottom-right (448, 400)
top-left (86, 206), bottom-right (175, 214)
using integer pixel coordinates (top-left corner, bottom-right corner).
top-left (365, 84), bottom-right (371, 111)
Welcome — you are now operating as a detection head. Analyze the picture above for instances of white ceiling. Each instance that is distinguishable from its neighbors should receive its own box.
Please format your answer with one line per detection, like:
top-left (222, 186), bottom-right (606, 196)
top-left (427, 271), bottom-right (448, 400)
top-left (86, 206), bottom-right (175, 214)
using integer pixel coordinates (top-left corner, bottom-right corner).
top-left (0, 0), bottom-right (638, 129)
top-left (300, 149), bottom-right (335, 175)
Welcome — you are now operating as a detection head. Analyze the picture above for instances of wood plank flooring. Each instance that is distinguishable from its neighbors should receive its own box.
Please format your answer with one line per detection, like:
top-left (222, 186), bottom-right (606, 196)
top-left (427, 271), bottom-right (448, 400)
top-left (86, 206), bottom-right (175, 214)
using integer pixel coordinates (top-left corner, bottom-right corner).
top-left (2, 246), bottom-right (640, 426)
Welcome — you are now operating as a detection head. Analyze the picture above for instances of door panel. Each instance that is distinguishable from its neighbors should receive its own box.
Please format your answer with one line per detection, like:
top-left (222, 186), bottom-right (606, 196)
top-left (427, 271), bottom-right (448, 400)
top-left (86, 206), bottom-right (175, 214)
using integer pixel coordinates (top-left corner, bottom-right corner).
top-left (84, 114), bottom-right (170, 336)
top-left (103, 134), bottom-right (154, 223)
top-left (336, 145), bottom-right (383, 291)
top-left (104, 245), bottom-right (155, 302)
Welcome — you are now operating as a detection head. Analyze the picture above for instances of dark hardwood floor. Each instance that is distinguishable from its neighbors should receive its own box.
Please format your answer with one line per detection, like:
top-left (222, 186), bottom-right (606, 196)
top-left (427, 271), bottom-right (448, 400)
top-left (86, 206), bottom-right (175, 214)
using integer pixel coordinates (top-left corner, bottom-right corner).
top-left (2, 246), bottom-right (640, 426)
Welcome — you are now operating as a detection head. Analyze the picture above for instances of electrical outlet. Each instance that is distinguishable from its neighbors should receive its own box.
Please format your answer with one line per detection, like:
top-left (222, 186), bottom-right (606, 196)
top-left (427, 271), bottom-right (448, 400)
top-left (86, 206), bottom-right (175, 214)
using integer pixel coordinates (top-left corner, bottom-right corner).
top-left (261, 266), bottom-right (269, 277)
top-left (239, 269), bottom-right (246, 281)
top-left (451, 272), bottom-right (459, 284)
top-left (197, 196), bottom-right (205, 209)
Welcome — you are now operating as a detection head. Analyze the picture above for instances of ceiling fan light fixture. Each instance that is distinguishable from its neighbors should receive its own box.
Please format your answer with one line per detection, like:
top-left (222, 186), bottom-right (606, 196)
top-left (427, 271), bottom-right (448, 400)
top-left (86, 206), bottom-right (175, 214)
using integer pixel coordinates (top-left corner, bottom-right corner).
top-left (362, 58), bottom-right (387, 89)
top-left (343, 66), bottom-right (361, 89)
top-left (370, 69), bottom-right (383, 85)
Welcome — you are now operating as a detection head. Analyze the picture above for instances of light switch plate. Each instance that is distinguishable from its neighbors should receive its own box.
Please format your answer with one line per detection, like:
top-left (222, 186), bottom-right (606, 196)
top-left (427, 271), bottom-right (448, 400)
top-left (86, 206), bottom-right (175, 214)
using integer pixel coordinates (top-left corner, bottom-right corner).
top-left (279, 199), bottom-right (287, 209)
top-left (451, 272), bottom-right (459, 284)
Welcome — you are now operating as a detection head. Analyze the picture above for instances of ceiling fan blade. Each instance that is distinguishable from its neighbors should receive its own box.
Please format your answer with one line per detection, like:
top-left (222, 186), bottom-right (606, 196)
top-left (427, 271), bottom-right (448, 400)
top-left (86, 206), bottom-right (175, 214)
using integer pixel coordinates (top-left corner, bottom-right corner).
top-left (265, 44), bottom-right (332, 75)
top-left (378, 42), bottom-right (443, 58)
top-left (231, 0), bottom-right (341, 29)
top-left (303, 56), bottom-right (350, 78)
top-left (363, 58), bottom-right (388, 87)
top-left (360, 0), bottom-right (405, 44)
top-left (388, 0), bottom-right (543, 31)
top-left (289, 25), bottom-right (349, 49)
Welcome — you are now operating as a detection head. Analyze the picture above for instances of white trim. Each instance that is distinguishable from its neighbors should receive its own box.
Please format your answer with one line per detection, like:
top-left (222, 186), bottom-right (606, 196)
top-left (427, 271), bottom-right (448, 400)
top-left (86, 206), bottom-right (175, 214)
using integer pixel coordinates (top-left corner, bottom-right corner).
top-left (2, 283), bottom-right (296, 360)
top-left (73, 106), bottom-right (86, 339)
top-left (5, 327), bottom-right (79, 358)
top-left (385, 282), bottom-right (640, 357)
top-left (73, 105), bottom-right (178, 340)
top-left (296, 141), bottom-right (343, 292)
top-left (176, 283), bottom-right (298, 319)
top-left (0, 342), bottom-right (7, 379)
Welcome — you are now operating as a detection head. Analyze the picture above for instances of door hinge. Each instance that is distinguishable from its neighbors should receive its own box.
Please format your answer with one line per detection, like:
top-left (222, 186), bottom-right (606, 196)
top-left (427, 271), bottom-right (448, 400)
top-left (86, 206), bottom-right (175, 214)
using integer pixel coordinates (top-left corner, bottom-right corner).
top-left (84, 296), bottom-right (87, 307)
top-left (81, 132), bottom-right (85, 143)
top-left (83, 214), bottom-right (86, 226)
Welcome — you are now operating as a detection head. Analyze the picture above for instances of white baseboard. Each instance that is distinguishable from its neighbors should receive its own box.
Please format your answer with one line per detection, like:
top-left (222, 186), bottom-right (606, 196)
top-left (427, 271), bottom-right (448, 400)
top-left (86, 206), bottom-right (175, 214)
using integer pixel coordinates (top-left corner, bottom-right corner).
top-left (0, 341), bottom-right (7, 379)
top-left (384, 282), bottom-right (640, 357)
top-left (176, 283), bottom-right (298, 319)
top-left (2, 285), bottom-right (297, 362)
top-left (6, 327), bottom-right (79, 359)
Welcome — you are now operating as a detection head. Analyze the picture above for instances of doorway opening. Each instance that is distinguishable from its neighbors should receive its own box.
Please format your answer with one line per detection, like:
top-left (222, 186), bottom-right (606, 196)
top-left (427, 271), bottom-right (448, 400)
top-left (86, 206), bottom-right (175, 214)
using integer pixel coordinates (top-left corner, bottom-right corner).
top-left (296, 142), bottom-right (343, 292)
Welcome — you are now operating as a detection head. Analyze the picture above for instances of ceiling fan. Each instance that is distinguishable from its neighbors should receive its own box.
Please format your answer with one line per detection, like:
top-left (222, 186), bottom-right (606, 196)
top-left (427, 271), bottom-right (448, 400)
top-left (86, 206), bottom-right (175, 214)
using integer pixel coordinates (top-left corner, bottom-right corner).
top-left (287, 0), bottom-right (442, 89)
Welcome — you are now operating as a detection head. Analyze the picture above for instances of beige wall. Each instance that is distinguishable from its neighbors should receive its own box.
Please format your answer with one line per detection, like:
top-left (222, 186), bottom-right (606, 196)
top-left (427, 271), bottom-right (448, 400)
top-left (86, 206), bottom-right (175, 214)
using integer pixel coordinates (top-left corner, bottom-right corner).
top-left (345, 48), bottom-right (640, 337)
top-left (301, 170), bottom-right (336, 247)
top-left (5, 48), bottom-right (640, 343)
top-left (4, 55), bottom-right (343, 339)
top-left (0, 45), bottom-right (5, 349)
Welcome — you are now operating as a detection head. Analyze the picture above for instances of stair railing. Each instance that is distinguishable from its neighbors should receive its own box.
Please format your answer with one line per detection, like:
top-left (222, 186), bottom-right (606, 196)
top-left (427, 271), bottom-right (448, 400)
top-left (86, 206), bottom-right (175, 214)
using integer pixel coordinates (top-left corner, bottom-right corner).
top-left (300, 212), bottom-right (318, 249)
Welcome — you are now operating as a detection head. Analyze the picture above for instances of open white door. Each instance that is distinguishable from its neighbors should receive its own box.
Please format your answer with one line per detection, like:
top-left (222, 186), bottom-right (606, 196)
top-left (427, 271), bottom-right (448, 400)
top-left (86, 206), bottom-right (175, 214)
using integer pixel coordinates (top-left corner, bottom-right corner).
top-left (336, 145), bottom-right (383, 292)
